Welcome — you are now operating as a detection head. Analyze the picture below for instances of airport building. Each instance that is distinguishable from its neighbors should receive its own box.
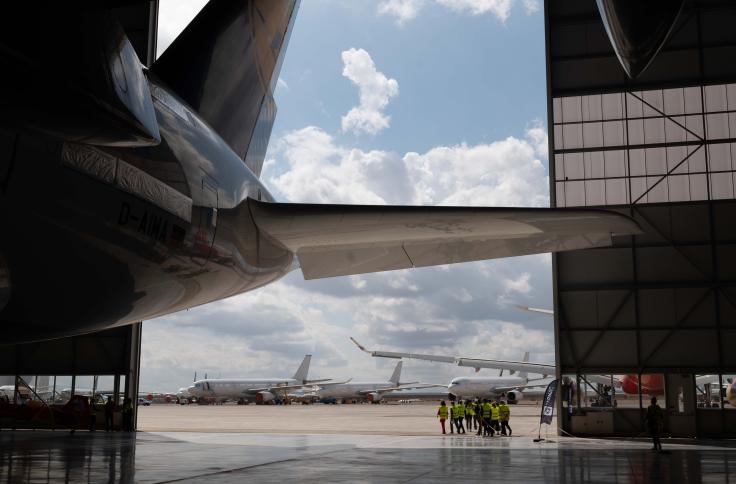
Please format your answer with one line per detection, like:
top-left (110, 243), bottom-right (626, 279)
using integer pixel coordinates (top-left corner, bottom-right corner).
top-left (547, 0), bottom-right (736, 438)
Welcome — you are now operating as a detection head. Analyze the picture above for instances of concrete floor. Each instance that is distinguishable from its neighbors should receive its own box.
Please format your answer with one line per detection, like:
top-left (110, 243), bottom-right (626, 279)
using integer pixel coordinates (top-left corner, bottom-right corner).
top-left (2, 404), bottom-right (735, 483)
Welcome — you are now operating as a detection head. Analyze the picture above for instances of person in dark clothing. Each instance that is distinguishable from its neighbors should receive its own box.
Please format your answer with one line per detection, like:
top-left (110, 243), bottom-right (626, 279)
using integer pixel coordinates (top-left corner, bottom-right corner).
top-left (105, 397), bottom-right (115, 431)
top-left (645, 396), bottom-right (664, 451)
top-left (122, 398), bottom-right (134, 432)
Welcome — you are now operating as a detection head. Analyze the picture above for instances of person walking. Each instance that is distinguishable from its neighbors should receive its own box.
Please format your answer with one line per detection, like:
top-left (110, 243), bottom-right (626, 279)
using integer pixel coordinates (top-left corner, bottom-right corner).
top-left (499, 400), bottom-right (511, 436)
top-left (465, 400), bottom-right (475, 431)
top-left (437, 400), bottom-right (449, 434)
top-left (645, 397), bottom-right (664, 451)
top-left (449, 402), bottom-right (456, 434)
top-left (455, 400), bottom-right (466, 434)
top-left (481, 399), bottom-right (494, 436)
top-left (105, 397), bottom-right (115, 432)
top-left (490, 401), bottom-right (500, 434)
top-left (475, 398), bottom-right (483, 431)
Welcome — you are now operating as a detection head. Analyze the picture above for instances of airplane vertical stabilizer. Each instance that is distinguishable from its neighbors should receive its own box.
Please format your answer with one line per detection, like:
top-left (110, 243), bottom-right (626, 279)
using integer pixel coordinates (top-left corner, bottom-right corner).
top-left (292, 355), bottom-right (311, 383)
top-left (389, 361), bottom-right (403, 386)
top-left (151, 0), bottom-right (299, 175)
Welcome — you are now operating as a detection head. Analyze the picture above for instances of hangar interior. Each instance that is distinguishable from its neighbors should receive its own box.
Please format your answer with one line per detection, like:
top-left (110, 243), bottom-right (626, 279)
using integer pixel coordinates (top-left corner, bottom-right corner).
top-left (0, 2), bottom-right (156, 431)
top-left (548, 0), bottom-right (736, 437)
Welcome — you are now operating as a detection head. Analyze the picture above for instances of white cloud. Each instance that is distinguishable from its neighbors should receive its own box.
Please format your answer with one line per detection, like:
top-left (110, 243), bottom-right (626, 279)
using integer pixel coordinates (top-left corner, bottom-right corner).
top-left (378, 0), bottom-right (426, 24)
top-left (277, 77), bottom-right (289, 92)
top-left (503, 272), bottom-right (532, 294)
top-left (340, 48), bottom-right (399, 135)
top-left (268, 124), bottom-right (548, 208)
top-left (378, 0), bottom-right (539, 24)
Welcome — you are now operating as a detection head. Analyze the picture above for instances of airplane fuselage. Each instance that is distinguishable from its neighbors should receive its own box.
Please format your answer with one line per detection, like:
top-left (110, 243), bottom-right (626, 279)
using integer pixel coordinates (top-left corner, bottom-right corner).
top-left (448, 376), bottom-right (528, 399)
top-left (188, 378), bottom-right (299, 401)
top-left (0, 75), bottom-right (294, 343)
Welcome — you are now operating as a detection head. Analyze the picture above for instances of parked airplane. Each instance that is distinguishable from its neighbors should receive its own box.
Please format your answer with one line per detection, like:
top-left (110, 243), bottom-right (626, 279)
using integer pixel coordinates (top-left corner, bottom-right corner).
top-left (0, 1), bottom-right (641, 344)
top-left (313, 361), bottom-right (433, 403)
top-left (186, 355), bottom-right (330, 404)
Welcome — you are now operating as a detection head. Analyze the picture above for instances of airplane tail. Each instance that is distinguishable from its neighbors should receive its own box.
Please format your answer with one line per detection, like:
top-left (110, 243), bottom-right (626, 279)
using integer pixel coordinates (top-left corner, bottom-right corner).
top-left (389, 361), bottom-right (403, 386)
top-left (292, 355), bottom-right (311, 383)
top-left (151, 0), bottom-right (299, 176)
top-left (518, 352), bottom-right (530, 381)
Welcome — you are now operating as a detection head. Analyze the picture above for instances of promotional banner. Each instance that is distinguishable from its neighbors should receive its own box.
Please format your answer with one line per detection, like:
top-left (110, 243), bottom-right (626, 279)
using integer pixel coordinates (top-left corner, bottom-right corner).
top-left (540, 379), bottom-right (559, 425)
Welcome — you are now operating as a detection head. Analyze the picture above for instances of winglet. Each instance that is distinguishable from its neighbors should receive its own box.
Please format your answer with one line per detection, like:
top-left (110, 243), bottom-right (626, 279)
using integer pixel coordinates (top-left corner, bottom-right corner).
top-left (350, 337), bottom-right (371, 354)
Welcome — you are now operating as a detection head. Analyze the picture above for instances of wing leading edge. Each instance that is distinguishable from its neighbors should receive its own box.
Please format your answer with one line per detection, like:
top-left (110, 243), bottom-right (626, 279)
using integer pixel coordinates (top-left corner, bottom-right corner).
top-left (249, 200), bottom-right (641, 279)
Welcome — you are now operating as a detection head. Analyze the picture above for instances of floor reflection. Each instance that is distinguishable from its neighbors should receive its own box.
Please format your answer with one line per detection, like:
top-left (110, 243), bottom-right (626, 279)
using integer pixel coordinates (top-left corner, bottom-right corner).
top-left (0, 431), bottom-right (733, 483)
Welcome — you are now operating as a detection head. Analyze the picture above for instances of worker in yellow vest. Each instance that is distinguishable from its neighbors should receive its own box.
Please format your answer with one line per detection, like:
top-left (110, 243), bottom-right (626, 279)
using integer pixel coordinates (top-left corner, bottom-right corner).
top-left (437, 400), bottom-right (449, 434)
top-left (465, 400), bottom-right (475, 431)
top-left (490, 401), bottom-right (501, 434)
top-left (449, 402), bottom-right (456, 434)
top-left (480, 399), bottom-right (494, 436)
top-left (455, 400), bottom-right (466, 434)
top-left (499, 400), bottom-right (511, 436)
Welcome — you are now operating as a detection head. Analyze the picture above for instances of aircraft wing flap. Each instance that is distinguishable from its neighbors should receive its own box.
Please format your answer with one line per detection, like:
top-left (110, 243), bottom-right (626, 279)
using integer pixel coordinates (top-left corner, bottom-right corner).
top-left (249, 200), bottom-right (641, 280)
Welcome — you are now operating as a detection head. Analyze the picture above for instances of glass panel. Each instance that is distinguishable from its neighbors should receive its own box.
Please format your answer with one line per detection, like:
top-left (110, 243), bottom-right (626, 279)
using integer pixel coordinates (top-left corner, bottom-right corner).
top-left (553, 97), bottom-right (562, 123)
top-left (585, 151), bottom-right (605, 179)
top-left (630, 149), bottom-right (646, 176)
top-left (615, 375), bottom-right (641, 408)
top-left (628, 119), bottom-right (645, 145)
top-left (706, 113), bottom-right (729, 139)
top-left (583, 122), bottom-right (603, 148)
top-left (562, 123), bottom-right (583, 150)
top-left (644, 117), bottom-right (666, 144)
top-left (585, 179), bottom-right (605, 206)
top-left (689, 173), bottom-right (709, 201)
top-left (705, 84), bottom-right (727, 112)
top-left (565, 181), bottom-right (585, 206)
top-left (642, 89), bottom-right (664, 116)
top-left (667, 146), bottom-right (688, 174)
top-left (74, 376), bottom-right (94, 397)
top-left (647, 176), bottom-right (669, 203)
top-left (688, 147), bottom-right (707, 173)
top-left (119, 375), bottom-right (127, 405)
top-left (602, 120), bottom-right (624, 146)
top-left (663, 88), bottom-right (685, 115)
top-left (555, 182), bottom-right (566, 207)
top-left (601, 93), bottom-right (623, 120)
top-left (696, 375), bottom-right (721, 409)
top-left (730, 113), bottom-right (736, 138)
top-left (708, 143), bottom-right (731, 171)
top-left (683, 86), bottom-right (703, 114)
top-left (645, 148), bottom-right (667, 176)
top-left (564, 153), bottom-right (584, 179)
top-left (710, 172), bottom-right (734, 199)
top-left (631, 177), bottom-right (648, 203)
top-left (640, 374), bottom-right (666, 401)
top-left (626, 92), bottom-right (644, 118)
top-left (685, 115), bottom-right (704, 140)
top-left (580, 374), bottom-right (614, 409)
top-left (724, 375), bottom-right (736, 409)
top-left (562, 96), bottom-right (582, 123)
top-left (584, 94), bottom-right (602, 121)
top-left (96, 375), bottom-right (115, 401)
top-left (54, 376), bottom-right (73, 404)
top-left (668, 175), bottom-right (690, 202)
top-left (554, 125), bottom-right (563, 150)
top-left (605, 178), bottom-right (628, 205)
top-left (664, 117), bottom-right (688, 143)
top-left (604, 150), bottom-right (627, 178)
top-left (727, 84), bottom-right (736, 111)
top-left (555, 154), bottom-right (564, 181)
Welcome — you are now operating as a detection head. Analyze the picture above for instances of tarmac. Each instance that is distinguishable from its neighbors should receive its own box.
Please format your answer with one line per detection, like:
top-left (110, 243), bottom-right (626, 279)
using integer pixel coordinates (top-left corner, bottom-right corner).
top-left (2, 403), bottom-right (735, 483)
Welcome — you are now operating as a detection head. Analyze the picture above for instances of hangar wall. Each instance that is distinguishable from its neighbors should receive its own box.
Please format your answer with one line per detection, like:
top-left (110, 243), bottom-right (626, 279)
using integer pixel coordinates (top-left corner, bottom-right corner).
top-left (0, 2), bottom-right (157, 431)
top-left (546, 0), bottom-right (736, 437)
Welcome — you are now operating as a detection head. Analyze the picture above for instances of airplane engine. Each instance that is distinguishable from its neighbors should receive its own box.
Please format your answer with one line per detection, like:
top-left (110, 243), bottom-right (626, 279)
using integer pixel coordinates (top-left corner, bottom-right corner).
top-left (506, 391), bottom-right (524, 404)
top-left (366, 392), bottom-right (382, 403)
top-left (255, 391), bottom-right (275, 404)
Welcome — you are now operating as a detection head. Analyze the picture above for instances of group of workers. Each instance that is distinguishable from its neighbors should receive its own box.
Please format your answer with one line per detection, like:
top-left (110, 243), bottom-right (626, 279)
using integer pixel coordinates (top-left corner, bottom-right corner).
top-left (436, 399), bottom-right (511, 436)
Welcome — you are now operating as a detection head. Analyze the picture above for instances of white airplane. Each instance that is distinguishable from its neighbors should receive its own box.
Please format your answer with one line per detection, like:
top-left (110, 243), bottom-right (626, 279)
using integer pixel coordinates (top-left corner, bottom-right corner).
top-left (186, 355), bottom-right (332, 404)
top-left (314, 361), bottom-right (433, 403)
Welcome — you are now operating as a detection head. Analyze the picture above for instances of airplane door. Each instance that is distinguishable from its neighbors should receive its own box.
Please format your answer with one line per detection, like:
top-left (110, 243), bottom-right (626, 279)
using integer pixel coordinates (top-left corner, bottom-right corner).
top-left (194, 176), bottom-right (218, 263)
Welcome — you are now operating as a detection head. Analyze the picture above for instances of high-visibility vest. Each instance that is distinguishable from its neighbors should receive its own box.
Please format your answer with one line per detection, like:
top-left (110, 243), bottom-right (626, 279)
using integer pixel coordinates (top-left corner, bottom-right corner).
top-left (449, 406), bottom-right (456, 418)
top-left (499, 403), bottom-right (510, 420)
top-left (438, 405), bottom-right (449, 419)
top-left (456, 404), bottom-right (465, 418)
top-left (491, 405), bottom-right (500, 420)
top-left (467, 403), bottom-right (475, 416)
top-left (482, 403), bottom-right (491, 418)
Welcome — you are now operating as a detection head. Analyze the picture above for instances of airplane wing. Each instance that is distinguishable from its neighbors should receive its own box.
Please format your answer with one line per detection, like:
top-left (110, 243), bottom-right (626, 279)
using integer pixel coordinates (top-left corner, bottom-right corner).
top-left (494, 380), bottom-right (555, 393)
top-left (313, 379), bottom-right (353, 388)
top-left (351, 337), bottom-right (556, 375)
top-left (515, 305), bottom-right (554, 316)
top-left (249, 200), bottom-right (641, 279)
top-left (358, 383), bottom-right (445, 395)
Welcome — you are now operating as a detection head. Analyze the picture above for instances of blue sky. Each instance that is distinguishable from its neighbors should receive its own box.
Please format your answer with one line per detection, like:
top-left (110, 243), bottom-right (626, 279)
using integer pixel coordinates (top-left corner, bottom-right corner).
top-left (143, 0), bottom-right (554, 392)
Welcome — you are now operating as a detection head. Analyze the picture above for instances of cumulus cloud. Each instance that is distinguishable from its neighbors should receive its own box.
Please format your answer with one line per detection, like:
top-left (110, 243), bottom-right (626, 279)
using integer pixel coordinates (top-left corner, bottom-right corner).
top-left (378, 0), bottom-right (539, 24)
top-left (268, 124), bottom-right (549, 207)
top-left (340, 48), bottom-right (399, 135)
